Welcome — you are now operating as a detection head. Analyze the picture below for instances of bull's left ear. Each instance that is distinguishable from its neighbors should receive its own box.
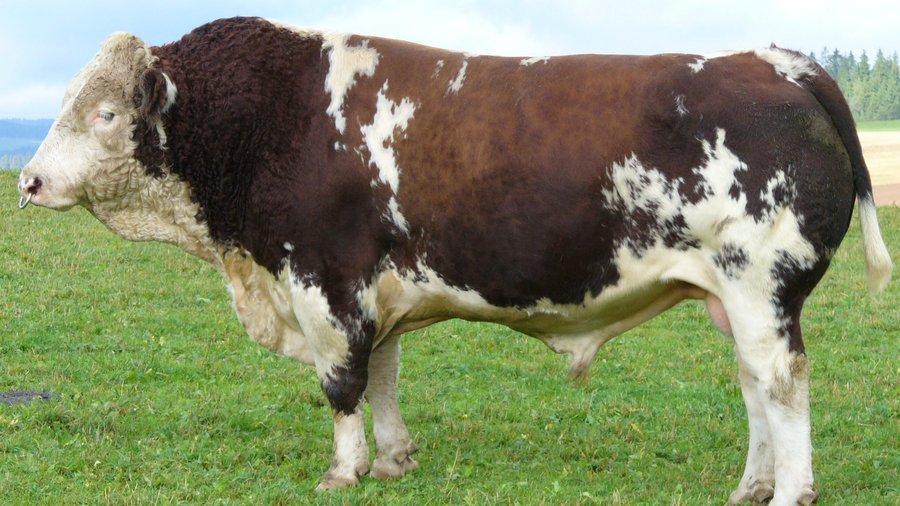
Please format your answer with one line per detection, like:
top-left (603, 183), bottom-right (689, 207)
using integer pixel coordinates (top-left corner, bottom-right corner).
top-left (137, 68), bottom-right (177, 119)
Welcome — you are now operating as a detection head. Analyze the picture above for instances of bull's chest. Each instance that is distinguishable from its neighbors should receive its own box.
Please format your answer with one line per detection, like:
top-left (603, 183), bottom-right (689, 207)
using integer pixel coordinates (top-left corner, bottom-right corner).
top-left (221, 252), bottom-right (315, 364)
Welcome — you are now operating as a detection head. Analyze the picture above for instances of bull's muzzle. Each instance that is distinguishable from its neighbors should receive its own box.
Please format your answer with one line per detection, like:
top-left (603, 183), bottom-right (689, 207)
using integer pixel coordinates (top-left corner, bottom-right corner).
top-left (17, 175), bottom-right (42, 209)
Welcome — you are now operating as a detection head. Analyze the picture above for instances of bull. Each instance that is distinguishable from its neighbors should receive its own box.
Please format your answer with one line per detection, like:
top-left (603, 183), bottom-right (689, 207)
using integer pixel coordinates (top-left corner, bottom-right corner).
top-left (17, 17), bottom-right (892, 504)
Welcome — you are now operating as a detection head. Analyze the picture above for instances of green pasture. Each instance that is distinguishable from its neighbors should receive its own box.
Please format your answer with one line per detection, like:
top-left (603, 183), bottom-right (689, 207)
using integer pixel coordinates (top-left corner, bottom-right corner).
top-left (856, 119), bottom-right (900, 132)
top-left (0, 171), bottom-right (897, 504)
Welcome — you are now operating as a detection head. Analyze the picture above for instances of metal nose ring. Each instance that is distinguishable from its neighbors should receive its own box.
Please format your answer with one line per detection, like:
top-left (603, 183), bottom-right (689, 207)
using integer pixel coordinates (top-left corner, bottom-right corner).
top-left (18, 193), bottom-right (32, 209)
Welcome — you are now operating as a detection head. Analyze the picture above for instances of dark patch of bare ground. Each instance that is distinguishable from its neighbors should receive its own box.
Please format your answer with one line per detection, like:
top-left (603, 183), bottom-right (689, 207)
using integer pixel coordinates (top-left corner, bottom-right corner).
top-left (0, 391), bottom-right (57, 406)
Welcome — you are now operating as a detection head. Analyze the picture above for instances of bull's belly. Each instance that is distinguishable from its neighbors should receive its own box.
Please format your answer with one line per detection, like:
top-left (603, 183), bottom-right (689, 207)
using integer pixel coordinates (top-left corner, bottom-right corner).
top-left (221, 242), bottom-right (724, 379)
top-left (369, 246), bottom-right (717, 345)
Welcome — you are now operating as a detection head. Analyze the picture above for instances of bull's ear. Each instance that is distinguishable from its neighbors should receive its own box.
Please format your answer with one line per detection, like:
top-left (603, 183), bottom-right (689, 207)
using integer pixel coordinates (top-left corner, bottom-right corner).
top-left (137, 68), bottom-right (177, 119)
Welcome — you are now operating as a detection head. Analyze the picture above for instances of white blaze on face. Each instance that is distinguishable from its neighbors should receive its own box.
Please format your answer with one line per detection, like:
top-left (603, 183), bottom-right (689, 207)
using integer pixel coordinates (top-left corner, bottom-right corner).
top-left (360, 82), bottom-right (416, 233)
top-left (322, 33), bottom-right (380, 134)
top-left (18, 33), bottom-right (159, 211)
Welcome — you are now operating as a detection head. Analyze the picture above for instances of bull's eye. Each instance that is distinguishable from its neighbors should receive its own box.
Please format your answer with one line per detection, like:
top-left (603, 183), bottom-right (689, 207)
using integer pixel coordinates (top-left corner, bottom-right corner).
top-left (98, 111), bottom-right (115, 122)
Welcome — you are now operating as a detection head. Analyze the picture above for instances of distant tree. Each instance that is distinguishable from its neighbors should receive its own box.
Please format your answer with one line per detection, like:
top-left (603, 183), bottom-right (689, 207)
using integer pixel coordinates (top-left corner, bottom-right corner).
top-left (812, 48), bottom-right (900, 121)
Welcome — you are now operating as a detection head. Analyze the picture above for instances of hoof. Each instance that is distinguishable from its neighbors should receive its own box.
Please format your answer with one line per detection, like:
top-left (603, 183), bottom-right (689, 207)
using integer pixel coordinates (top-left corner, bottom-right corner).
top-left (728, 482), bottom-right (817, 506)
top-left (371, 455), bottom-right (419, 479)
top-left (750, 483), bottom-right (775, 504)
top-left (797, 487), bottom-right (818, 505)
top-left (371, 442), bottom-right (419, 480)
top-left (315, 474), bottom-right (359, 491)
top-left (315, 461), bottom-right (369, 491)
top-left (728, 480), bottom-right (774, 505)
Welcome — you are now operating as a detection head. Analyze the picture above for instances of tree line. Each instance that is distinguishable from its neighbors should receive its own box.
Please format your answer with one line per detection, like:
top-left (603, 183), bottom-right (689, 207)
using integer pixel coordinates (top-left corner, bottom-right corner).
top-left (810, 48), bottom-right (900, 121)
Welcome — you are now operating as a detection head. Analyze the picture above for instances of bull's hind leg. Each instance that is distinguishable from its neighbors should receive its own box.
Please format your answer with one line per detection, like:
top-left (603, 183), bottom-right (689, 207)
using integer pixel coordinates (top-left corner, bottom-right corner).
top-left (723, 291), bottom-right (818, 506)
top-left (366, 335), bottom-right (419, 479)
top-left (728, 354), bottom-right (776, 504)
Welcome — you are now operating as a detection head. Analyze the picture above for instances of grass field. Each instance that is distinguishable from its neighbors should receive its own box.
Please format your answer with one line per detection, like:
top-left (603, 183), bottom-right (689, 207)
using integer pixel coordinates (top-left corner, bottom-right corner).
top-left (858, 119), bottom-right (900, 132)
top-left (0, 170), bottom-right (897, 505)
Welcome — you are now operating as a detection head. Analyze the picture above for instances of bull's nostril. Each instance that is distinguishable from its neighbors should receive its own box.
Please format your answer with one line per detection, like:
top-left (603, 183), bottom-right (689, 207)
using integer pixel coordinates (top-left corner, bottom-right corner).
top-left (28, 178), bottom-right (43, 194)
top-left (17, 177), bottom-right (43, 209)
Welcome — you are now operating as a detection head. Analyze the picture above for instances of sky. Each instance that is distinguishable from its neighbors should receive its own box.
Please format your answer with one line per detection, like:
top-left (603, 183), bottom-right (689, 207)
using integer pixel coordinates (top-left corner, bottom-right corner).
top-left (1, 0), bottom-right (897, 118)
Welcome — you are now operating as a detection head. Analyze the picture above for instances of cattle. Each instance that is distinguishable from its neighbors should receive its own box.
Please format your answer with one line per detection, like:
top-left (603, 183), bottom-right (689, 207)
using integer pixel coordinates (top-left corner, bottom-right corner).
top-left (17, 17), bottom-right (892, 505)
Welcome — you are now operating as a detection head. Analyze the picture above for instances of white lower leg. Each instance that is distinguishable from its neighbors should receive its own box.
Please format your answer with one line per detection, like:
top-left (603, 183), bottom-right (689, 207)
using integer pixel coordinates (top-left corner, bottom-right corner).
top-left (729, 357), bottom-right (775, 505)
top-left (317, 408), bottom-right (370, 491)
top-left (720, 286), bottom-right (818, 506)
top-left (762, 354), bottom-right (817, 506)
top-left (366, 336), bottom-right (418, 479)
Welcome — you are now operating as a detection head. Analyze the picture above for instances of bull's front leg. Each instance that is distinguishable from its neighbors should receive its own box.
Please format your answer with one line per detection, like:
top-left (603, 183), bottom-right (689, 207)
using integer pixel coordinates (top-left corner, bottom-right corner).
top-left (290, 283), bottom-right (373, 490)
top-left (366, 335), bottom-right (419, 479)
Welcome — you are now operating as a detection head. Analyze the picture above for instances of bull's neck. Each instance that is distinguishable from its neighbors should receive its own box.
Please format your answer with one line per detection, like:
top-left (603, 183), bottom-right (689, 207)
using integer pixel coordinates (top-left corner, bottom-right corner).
top-left (87, 164), bottom-right (222, 266)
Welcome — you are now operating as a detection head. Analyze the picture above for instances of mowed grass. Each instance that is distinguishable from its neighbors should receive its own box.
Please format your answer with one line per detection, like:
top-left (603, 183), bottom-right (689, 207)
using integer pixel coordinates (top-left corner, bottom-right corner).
top-left (0, 170), bottom-right (897, 505)
top-left (857, 119), bottom-right (900, 132)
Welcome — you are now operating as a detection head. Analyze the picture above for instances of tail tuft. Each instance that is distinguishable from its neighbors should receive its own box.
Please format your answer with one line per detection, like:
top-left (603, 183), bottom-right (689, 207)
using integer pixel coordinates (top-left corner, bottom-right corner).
top-left (858, 196), bottom-right (893, 293)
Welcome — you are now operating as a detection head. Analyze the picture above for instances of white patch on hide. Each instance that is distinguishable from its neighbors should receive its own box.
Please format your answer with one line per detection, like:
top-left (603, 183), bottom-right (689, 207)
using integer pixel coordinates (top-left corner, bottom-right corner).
top-left (432, 59), bottom-right (445, 78)
top-left (753, 47), bottom-right (817, 85)
top-left (387, 196), bottom-right (410, 233)
top-left (520, 56), bottom-right (550, 66)
top-left (688, 50), bottom-right (740, 74)
top-left (447, 55), bottom-right (474, 94)
top-left (758, 169), bottom-right (795, 223)
top-left (360, 81), bottom-right (416, 233)
top-left (160, 72), bottom-right (178, 113)
top-left (689, 58), bottom-right (706, 73)
top-left (289, 274), bottom-right (350, 374)
top-left (675, 94), bottom-right (689, 116)
top-left (602, 128), bottom-right (817, 298)
top-left (602, 156), bottom-right (686, 224)
top-left (322, 33), bottom-right (380, 134)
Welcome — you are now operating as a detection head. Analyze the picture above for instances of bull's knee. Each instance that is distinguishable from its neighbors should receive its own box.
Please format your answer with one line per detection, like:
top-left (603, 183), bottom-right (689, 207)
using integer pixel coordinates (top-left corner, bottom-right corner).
top-left (322, 363), bottom-right (370, 415)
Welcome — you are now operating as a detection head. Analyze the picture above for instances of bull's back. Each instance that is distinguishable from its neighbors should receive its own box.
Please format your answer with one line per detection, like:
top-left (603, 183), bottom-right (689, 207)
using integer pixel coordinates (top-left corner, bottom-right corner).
top-left (345, 42), bottom-right (856, 308)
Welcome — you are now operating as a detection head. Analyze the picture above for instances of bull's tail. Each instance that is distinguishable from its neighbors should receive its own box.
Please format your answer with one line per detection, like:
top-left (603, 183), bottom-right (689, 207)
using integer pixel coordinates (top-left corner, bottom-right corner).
top-left (799, 56), bottom-right (893, 292)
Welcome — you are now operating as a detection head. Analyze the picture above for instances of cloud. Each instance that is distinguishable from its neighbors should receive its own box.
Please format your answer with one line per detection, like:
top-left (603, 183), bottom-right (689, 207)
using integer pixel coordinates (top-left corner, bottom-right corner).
top-left (304, 0), bottom-right (560, 56)
top-left (0, 0), bottom-right (897, 118)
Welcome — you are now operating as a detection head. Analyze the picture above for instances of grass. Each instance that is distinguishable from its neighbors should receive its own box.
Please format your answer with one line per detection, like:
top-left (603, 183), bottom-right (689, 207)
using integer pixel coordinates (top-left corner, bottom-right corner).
top-left (856, 119), bottom-right (900, 132)
top-left (0, 170), bottom-right (897, 505)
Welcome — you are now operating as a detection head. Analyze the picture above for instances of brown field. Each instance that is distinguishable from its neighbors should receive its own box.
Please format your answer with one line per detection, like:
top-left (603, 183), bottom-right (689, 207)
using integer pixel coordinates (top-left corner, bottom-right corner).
top-left (860, 131), bottom-right (900, 206)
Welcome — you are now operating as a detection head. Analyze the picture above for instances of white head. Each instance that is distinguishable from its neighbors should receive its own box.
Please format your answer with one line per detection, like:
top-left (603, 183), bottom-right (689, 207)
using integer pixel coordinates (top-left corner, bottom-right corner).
top-left (17, 32), bottom-right (176, 211)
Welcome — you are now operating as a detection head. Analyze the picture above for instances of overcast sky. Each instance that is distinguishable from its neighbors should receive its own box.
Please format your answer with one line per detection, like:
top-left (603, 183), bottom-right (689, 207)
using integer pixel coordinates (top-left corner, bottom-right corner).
top-left (1, 0), bottom-right (897, 118)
